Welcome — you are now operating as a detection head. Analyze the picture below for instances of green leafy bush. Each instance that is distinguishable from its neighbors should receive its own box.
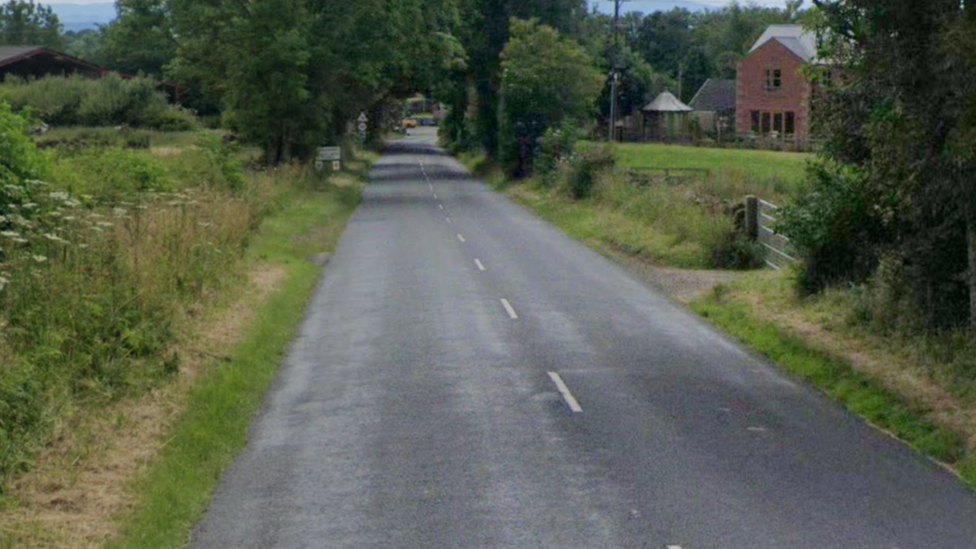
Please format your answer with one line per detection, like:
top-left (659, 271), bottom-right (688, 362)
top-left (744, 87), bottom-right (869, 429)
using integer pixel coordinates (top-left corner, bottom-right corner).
top-left (534, 122), bottom-right (578, 186)
top-left (0, 74), bottom-right (198, 130)
top-left (777, 160), bottom-right (893, 294)
top-left (52, 147), bottom-right (173, 199)
top-left (563, 144), bottom-right (614, 199)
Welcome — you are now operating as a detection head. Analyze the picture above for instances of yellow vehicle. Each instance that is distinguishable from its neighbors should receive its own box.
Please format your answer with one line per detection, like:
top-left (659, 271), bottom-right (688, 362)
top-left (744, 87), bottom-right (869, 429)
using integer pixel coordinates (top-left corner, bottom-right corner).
top-left (402, 118), bottom-right (418, 129)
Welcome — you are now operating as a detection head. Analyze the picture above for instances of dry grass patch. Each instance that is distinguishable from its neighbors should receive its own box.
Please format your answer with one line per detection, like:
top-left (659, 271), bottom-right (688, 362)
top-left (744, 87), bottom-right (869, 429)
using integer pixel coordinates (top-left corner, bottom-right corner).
top-left (0, 264), bottom-right (286, 549)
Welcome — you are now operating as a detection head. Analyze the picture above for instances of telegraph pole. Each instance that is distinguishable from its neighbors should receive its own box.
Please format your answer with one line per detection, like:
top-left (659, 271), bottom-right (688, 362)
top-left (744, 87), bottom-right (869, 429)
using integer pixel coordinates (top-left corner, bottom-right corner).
top-left (608, 0), bottom-right (627, 142)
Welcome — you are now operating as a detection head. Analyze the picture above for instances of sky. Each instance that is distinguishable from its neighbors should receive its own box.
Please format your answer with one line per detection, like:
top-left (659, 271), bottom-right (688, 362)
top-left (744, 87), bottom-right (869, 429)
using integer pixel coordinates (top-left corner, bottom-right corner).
top-left (45, 0), bottom-right (803, 4)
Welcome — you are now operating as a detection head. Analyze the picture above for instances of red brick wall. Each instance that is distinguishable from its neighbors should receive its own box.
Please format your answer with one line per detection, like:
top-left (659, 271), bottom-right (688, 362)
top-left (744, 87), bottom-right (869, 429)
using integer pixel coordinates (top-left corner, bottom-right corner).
top-left (735, 40), bottom-right (812, 138)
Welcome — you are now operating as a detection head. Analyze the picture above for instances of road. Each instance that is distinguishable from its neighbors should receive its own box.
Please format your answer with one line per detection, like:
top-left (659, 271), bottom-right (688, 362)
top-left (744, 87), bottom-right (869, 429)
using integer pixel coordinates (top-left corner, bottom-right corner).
top-left (189, 129), bottom-right (976, 549)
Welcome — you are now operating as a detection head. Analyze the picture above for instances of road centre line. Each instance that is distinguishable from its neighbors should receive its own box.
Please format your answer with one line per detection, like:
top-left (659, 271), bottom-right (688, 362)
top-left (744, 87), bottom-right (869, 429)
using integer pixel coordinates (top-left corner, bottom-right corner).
top-left (500, 298), bottom-right (518, 319)
top-left (439, 204), bottom-right (444, 210)
top-left (446, 218), bottom-right (452, 224)
top-left (457, 233), bottom-right (466, 243)
top-left (433, 193), bottom-right (438, 199)
top-left (474, 259), bottom-right (486, 271)
top-left (547, 372), bottom-right (583, 413)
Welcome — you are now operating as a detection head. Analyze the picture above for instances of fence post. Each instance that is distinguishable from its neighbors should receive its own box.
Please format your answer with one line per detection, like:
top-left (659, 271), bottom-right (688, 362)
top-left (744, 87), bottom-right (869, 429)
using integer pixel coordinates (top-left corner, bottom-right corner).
top-left (745, 195), bottom-right (759, 241)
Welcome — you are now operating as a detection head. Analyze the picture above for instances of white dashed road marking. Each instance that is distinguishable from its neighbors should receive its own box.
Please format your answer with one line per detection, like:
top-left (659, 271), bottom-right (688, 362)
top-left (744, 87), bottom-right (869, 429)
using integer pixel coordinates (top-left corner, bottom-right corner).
top-left (439, 204), bottom-right (444, 210)
top-left (457, 233), bottom-right (466, 243)
top-left (500, 298), bottom-right (518, 319)
top-left (547, 372), bottom-right (583, 413)
top-left (474, 259), bottom-right (486, 271)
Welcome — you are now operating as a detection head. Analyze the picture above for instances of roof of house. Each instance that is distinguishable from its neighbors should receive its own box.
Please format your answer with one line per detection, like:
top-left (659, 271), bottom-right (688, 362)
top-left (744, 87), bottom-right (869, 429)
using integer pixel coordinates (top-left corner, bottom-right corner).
top-left (0, 46), bottom-right (46, 67)
top-left (689, 79), bottom-right (735, 112)
top-left (643, 91), bottom-right (692, 113)
top-left (749, 24), bottom-right (817, 62)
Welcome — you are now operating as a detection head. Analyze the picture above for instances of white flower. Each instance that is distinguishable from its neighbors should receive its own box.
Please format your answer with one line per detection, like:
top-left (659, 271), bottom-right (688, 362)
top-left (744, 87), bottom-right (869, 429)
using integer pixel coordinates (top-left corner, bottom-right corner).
top-left (113, 208), bottom-right (128, 218)
top-left (0, 276), bottom-right (8, 292)
top-left (0, 231), bottom-right (19, 238)
top-left (49, 192), bottom-right (70, 202)
top-left (21, 203), bottom-right (38, 210)
top-left (32, 255), bottom-right (47, 263)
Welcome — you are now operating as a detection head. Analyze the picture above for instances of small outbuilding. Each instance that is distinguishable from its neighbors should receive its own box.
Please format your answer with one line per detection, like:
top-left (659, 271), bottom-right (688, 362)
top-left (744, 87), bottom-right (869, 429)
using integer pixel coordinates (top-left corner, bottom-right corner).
top-left (689, 78), bottom-right (736, 138)
top-left (641, 91), bottom-right (692, 142)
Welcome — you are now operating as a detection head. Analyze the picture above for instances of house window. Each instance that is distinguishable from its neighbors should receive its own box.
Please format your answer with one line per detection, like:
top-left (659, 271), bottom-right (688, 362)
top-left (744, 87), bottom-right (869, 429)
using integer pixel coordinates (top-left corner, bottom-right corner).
top-left (752, 111), bottom-right (797, 135)
top-left (765, 69), bottom-right (782, 90)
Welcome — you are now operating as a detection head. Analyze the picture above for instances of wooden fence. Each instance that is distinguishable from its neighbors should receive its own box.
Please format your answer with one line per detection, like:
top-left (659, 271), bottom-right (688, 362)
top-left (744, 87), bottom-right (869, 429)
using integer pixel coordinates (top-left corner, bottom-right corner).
top-left (623, 167), bottom-right (710, 187)
top-left (745, 196), bottom-right (797, 270)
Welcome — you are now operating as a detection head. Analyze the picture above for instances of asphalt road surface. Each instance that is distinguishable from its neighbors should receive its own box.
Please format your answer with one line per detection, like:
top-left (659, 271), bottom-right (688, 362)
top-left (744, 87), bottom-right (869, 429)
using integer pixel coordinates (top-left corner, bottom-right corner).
top-left (189, 128), bottom-right (976, 549)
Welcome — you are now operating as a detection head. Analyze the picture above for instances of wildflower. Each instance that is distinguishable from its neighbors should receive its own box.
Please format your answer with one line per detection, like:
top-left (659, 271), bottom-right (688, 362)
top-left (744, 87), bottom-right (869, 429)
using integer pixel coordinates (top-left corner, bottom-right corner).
top-left (0, 231), bottom-right (19, 239)
top-left (113, 208), bottom-right (128, 218)
top-left (21, 203), bottom-right (38, 211)
top-left (32, 255), bottom-right (48, 263)
top-left (49, 192), bottom-right (70, 202)
top-left (64, 199), bottom-right (81, 208)
top-left (0, 275), bottom-right (8, 292)
top-left (0, 216), bottom-right (6, 224)
top-left (44, 233), bottom-right (68, 245)
top-left (96, 221), bottom-right (114, 228)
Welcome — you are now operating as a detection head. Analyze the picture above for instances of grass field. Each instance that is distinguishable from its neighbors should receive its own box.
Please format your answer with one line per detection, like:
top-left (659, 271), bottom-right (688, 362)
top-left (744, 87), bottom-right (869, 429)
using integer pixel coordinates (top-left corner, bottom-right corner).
top-left (613, 142), bottom-right (811, 181)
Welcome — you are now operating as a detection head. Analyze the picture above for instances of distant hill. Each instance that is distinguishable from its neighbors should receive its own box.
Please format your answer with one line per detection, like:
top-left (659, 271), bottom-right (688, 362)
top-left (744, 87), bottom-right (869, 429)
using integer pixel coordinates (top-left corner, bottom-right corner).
top-left (48, 3), bottom-right (116, 32)
top-left (590, 1), bottom-right (717, 14)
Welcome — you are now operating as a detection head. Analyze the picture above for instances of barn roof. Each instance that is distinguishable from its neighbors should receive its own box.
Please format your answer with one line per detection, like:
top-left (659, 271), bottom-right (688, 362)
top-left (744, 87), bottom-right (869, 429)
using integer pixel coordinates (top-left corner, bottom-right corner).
top-left (749, 24), bottom-right (817, 62)
top-left (0, 46), bottom-right (46, 67)
top-left (642, 91), bottom-right (692, 113)
top-left (689, 79), bottom-right (735, 113)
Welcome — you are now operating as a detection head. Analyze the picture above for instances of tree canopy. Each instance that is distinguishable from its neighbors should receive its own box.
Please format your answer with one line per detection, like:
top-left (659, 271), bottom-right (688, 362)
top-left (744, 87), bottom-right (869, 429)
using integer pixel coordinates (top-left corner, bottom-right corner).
top-left (0, 0), bottom-right (62, 49)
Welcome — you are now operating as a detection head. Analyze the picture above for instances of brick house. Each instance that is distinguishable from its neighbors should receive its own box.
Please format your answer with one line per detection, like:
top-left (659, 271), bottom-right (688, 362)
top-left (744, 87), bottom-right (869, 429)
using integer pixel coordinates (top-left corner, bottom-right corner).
top-left (735, 25), bottom-right (817, 139)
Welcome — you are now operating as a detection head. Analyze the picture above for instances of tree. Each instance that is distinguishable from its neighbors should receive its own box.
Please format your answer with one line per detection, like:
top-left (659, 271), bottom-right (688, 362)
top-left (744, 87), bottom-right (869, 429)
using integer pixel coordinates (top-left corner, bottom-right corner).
top-left (0, 0), bottom-right (62, 49)
top-left (97, 0), bottom-right (177, 77)
top-left (453, 0), bottom-right (587, 156)
top-left (780, 0), bottom-right (976, 328)
top-left (498, 19), bottom-right (602, 177)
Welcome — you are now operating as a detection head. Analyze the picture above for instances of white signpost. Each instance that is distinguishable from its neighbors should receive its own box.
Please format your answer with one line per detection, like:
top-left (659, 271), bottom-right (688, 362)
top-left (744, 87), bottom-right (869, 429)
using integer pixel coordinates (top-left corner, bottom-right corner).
top-left (315, 146), bottom-right (341, 171)
top-left (357, 112), bottom-right (368, 144)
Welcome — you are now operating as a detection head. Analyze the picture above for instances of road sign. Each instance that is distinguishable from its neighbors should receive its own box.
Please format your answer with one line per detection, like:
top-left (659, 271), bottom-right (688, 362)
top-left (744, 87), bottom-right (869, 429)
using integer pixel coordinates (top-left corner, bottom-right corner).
top-left (358, 112), bottom-right (368, 123)
top-left (316, 147), bottom-right (341, 162)
top-left (315, 146), bottom-right (341, 171)
top-left (357, 122), bottom-right (367, 132)
top-left (332, 160), bottom-right (341, 171)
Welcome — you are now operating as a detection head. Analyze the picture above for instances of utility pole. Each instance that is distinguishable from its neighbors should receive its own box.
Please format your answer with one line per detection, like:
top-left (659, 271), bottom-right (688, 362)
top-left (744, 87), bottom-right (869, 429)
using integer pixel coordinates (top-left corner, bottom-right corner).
top-left (608, 0), bottom-right (627, 143)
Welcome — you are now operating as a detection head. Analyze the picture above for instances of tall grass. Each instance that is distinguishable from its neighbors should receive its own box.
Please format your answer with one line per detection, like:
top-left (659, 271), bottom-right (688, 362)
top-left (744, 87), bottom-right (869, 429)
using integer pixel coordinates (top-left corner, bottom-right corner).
top-left (0, 74), bottom-right (197, 131)
top-left (0, 131), bottom-right (273, 491)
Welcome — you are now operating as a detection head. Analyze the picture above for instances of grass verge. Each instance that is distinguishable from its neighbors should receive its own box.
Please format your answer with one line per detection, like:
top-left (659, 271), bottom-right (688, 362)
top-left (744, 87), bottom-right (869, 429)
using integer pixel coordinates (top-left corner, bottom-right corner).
top-left (690, 279), bottom-right (976, 488)
top-left (102, 168), bottom-right (366, 549)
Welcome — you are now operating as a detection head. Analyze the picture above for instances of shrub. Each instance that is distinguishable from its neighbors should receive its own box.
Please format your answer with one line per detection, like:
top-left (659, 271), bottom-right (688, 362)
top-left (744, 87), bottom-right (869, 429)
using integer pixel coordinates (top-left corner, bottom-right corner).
top-left (708, 228), bottom-right (765, 270)
top-left (0, 74), bottom-right (199, 130)
top-left (51, 147), bottom-right (173, 199)
top-left (534, 122), bottom-right (578, 186)
top-left (563, 144), bottom-right (614, 199)
top-left (777, 160), bottom-right (892, 294)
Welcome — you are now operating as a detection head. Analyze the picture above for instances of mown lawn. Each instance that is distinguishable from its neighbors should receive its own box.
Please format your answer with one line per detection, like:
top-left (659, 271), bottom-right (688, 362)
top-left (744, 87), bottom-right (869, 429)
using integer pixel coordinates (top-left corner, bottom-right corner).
top-left (612, 142), bottom-right (812, 196)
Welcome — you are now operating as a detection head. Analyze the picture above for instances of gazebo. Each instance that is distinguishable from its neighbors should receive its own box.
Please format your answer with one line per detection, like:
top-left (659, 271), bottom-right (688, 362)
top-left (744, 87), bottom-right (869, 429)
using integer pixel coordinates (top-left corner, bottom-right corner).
top-left (641, 91), bottom-right (693, 142)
